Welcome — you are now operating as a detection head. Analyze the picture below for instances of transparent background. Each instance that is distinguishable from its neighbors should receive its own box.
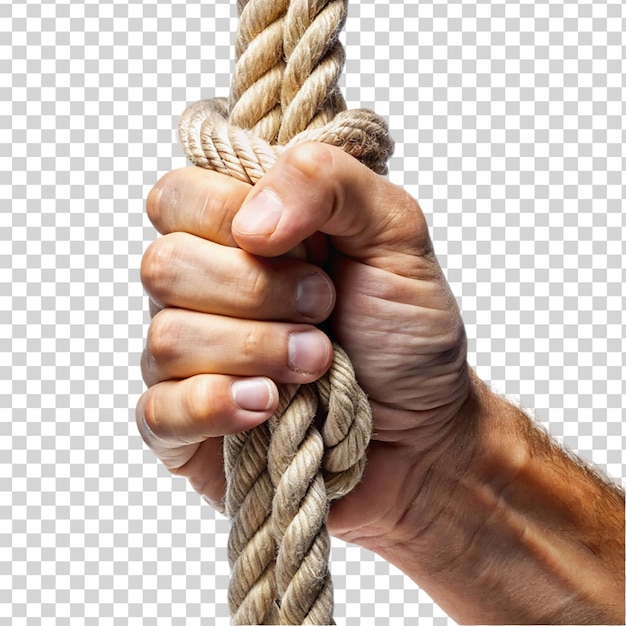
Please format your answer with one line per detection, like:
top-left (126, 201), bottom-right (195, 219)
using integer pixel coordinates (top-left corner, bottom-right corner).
top-left (3, 0), bottom-right (625, 624)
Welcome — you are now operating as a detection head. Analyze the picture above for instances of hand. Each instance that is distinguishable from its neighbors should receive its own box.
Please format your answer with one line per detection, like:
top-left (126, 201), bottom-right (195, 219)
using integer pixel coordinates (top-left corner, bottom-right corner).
top-left (137, 143), bottom-right (472, 549)
top-left (137, 144), bottom-right (625, 624)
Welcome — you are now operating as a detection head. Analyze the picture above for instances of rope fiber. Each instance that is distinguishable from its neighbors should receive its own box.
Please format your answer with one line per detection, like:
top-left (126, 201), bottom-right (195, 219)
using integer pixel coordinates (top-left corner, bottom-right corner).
top-left (177, 1), bottom-right (393, 623)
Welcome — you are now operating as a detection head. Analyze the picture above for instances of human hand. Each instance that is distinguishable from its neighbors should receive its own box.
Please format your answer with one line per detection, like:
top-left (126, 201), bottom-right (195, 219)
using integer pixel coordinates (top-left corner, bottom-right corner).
top-left (137, 143), bottom-right (473, 551)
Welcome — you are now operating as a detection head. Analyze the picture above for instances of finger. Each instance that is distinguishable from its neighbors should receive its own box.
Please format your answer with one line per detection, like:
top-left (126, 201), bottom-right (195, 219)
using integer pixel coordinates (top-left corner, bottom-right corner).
top-left (231, 143), bottom-right (434, 274)
top-left (136, 374), bottom-right (278, 509)
top-left (146, 166), bottom-right (251, 245)
top-left (137, 374), bottom-right (278, 446)
top-left (141, 232), bottom-right (335, 323)
top-left (139, 428), bottom-right (227, 512)
top-left (141, 308), bottom-right (333, 387)
top-left (174, 436), bottom-right (227, 513)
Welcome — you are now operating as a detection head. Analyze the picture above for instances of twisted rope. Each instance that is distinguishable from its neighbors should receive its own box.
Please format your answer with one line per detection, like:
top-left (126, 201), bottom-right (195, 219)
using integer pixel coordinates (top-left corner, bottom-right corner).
top-left (177, 1), bottom-right (393, 623)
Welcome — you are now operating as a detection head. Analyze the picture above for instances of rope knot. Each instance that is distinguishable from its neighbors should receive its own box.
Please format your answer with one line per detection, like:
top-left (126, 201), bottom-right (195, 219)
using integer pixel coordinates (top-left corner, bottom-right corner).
top-left (178, 97), bottom-right (393, 184)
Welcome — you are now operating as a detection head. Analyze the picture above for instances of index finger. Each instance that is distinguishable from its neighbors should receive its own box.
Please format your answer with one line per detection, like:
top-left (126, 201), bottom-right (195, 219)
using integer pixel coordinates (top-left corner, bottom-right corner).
top-left (146, 166), bottom-right (251, 246)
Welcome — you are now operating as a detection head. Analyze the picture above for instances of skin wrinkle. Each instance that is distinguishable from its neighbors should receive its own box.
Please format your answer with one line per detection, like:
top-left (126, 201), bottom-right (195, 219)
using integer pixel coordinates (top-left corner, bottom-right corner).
top-left (197, 187), bottom-right (216, 237)
top-left (331, 254), bottom-right (453, 319)
top-left (333, 441), bottom-right (440, 548)
top-left (240, 257), bottom-right (271, 316)
top-left (154, 177), bottom-right (188, 234)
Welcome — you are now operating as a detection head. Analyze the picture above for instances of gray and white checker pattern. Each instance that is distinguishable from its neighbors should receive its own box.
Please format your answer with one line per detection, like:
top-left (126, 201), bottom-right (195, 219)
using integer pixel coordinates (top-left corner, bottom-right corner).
top-left (3, 0), bottom-right (624, 624)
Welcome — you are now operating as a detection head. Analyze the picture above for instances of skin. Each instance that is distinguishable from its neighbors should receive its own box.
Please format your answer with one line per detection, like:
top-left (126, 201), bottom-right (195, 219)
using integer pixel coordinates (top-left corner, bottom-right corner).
top-left (137, 143), bottom-right (625, 625)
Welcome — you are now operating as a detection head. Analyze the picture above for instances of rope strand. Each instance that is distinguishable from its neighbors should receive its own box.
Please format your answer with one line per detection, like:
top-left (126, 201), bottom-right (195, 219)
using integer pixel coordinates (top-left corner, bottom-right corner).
top-left (177, 2), bottom-right (393, 622)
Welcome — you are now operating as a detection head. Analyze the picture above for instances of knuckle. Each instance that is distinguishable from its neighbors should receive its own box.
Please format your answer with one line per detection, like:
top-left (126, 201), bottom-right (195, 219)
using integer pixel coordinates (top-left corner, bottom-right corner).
top-left (241, 326), bottom-right (262, 362)
top-left (140, 391), bottom-right (159, 437)
top-left (137, 389), bottom-right (167, 445)
top-left (240, 264), bottom-right (271, 313)
top-left (184, 376), bottom-right (214, 426)
top-left (140, 233), bottom-right (184, 302)
top-left (285, 142), bottom-right (335, 181)
top-left (146, 308), bottom-right (182, 365)
top-left (145, 184), bottom-right (163, 230)
top-left (145, 170), bottom-right (182, 233)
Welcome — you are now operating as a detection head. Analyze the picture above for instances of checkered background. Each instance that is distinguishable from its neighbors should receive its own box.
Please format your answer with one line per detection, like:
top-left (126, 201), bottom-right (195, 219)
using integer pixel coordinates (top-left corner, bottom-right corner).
top-left (2, 0), bottom-right (624, 623)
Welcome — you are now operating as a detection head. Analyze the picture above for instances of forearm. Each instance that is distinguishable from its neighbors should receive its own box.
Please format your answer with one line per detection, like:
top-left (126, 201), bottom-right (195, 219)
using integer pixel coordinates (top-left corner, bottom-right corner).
top-left (368, 374), bottom-right (625, 625)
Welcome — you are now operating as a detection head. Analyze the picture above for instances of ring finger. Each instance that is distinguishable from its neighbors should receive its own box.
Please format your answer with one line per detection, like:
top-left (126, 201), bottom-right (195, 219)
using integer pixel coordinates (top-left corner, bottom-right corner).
top-left (141, 308), bottom-right (333, 387)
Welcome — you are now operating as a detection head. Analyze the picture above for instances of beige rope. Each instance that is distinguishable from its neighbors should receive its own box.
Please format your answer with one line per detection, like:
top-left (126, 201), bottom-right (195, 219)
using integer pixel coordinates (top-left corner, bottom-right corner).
top-left (177, 1), bottom-right (393, 623)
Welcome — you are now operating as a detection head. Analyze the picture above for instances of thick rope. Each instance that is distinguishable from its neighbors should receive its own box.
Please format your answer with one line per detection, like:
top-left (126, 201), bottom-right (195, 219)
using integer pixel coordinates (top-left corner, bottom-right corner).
top-left (177, 1), bottom-right (393, 623)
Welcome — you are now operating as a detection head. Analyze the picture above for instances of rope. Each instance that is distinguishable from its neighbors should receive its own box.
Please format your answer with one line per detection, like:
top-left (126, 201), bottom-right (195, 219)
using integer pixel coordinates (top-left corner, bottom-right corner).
top-left (177, 1), bottom-right (393, 623)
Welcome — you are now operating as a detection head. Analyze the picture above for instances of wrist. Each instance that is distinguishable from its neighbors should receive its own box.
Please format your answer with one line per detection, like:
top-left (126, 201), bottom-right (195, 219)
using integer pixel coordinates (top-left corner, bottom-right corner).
top-left (361, 369), bottom-right (489, 556)
top-left (361, 377), bottom-right (531, 621)
top-left (362, 371), bottom-right (625, 625)
top-left (359, 372), bottom-right (531, 615)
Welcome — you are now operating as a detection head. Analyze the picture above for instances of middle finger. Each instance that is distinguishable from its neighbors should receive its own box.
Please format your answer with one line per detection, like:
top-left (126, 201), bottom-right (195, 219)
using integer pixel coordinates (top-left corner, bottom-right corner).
top-left (141, 308), bottom-right (333, 387)
top-left (141, 232), bottom-right (335, 323)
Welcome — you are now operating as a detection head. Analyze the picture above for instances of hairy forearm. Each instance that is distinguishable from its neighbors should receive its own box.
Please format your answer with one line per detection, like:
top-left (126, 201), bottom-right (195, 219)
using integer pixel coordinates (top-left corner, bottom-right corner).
top-left (369, 374), bottom-right (625, 625)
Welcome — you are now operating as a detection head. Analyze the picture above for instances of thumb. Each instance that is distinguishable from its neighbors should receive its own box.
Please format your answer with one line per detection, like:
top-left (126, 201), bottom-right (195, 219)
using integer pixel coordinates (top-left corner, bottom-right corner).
top-left (231, 143), bottom-right (433, 269)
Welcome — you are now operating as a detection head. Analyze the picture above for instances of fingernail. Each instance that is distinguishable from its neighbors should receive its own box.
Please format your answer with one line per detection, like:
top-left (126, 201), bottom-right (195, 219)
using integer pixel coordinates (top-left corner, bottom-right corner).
top-left (295, 273), bottom-right (334, 319)
top-left (288, 331), bottom-right (329, 375)
top-left (233, 189), bottom-right (283, 235)
top-left (231, 378), bottom-right (275, 412)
